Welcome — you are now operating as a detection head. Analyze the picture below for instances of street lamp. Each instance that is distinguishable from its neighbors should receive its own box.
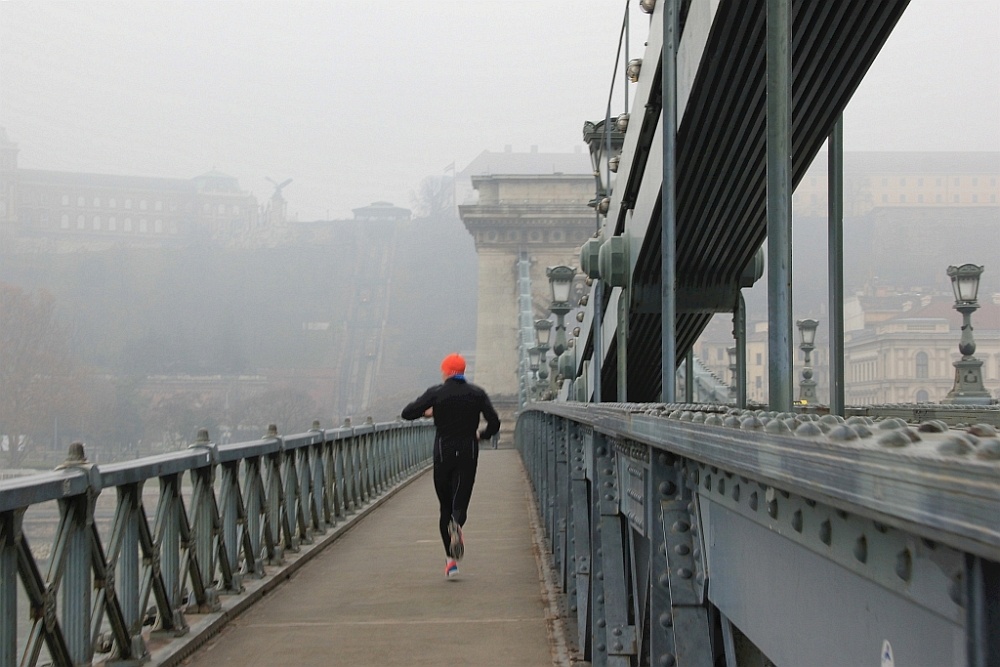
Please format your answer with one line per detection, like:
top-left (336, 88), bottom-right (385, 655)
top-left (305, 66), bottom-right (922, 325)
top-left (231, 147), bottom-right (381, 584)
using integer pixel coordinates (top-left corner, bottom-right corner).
top-left (534, 319), bottom-right (551, 383)
top-left (528, 347), bottom-right (541, 374)
top-left (547, 266), bottom-right (575, 357)
top-left (582, 119), bottom-right (625, 201)
top-left (796, 318), bottom-right (819, 404)
top-left (727, 346), bottom-right (738, 401)
top-left (943, 264), bottom-right (992, 404)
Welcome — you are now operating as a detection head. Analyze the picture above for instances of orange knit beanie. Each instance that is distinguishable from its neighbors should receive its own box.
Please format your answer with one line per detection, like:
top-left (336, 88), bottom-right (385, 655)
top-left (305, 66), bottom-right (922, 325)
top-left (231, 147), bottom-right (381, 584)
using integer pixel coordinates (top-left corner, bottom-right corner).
top-left (440, 353), bottom-right (466, 376)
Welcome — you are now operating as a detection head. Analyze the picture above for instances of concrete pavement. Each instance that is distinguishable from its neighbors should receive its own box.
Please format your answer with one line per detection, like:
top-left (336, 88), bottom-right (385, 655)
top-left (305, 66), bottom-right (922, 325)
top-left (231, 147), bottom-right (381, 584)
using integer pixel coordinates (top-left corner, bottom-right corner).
top-left (180, 449), bottom-right (561, 666)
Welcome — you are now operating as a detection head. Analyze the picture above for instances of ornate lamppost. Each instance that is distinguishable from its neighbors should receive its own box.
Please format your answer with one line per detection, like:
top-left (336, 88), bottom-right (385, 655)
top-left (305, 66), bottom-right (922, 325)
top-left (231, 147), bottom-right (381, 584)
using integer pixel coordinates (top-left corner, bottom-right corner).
top-left (582, 119), bottom-right (625, 215)
top-left (796, 318), bottom-right (819, 404)
top-left (943, 264), bottom-right (992, 405)
top-left (547, 265), bottom-right (576, 360)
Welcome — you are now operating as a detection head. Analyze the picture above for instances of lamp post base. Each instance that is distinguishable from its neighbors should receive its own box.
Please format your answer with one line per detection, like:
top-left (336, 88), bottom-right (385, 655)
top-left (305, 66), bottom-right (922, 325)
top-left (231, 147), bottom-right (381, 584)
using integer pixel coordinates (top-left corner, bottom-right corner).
top-left (942, 357), bottom-right (993, 405)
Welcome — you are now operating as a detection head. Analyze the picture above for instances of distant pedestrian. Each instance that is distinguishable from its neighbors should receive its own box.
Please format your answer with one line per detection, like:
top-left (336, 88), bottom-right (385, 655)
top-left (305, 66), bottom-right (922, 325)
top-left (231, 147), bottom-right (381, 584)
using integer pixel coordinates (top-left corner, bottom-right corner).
top-left (401, 353), bottom-right (500, 578)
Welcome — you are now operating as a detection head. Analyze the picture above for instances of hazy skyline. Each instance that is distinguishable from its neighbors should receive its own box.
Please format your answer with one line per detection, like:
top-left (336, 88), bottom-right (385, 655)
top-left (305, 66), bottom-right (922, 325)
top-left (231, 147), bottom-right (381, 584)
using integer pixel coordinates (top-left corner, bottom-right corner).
top-left (2, 1), bottom-right (998, 221)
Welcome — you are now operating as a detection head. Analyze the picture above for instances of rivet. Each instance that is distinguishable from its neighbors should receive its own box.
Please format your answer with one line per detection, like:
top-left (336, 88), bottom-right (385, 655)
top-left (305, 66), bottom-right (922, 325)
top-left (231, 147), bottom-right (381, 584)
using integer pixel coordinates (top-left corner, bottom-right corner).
top-left (674, 544), bottom-right (690, 556)
top-left (677, 568), bottom-right (693, 579)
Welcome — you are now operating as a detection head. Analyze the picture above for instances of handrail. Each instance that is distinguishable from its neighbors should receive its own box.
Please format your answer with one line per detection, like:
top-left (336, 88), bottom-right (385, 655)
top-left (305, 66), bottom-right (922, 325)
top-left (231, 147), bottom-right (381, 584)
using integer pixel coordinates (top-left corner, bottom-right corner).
top-left (0, 420), bottom-right (434, 666)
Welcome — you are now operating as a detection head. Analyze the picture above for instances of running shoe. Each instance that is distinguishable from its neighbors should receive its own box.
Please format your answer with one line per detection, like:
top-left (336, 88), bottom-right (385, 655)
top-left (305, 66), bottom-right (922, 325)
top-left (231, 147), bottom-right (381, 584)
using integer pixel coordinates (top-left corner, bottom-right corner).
top-left (448, 519), bottom-right (465, 560)
top-left (445, 559), bottom-right (459, 578)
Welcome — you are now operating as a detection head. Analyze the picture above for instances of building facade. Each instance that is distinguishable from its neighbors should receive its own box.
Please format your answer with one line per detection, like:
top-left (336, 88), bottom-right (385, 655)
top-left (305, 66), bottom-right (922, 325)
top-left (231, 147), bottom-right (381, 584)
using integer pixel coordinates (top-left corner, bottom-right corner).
top-left (0, 128), bottom-right (264, 252)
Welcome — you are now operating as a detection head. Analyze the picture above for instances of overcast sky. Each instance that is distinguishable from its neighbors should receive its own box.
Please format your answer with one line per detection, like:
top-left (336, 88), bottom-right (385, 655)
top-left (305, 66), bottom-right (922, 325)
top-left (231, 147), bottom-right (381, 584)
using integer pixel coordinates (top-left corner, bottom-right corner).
top-left (1, 1), bottom-right (998, 221)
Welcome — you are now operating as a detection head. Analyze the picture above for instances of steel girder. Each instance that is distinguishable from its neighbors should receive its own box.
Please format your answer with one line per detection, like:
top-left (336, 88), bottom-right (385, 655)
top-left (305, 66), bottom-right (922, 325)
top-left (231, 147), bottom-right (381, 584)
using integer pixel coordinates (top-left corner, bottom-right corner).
top-left (516, 402), bottom-right (1000, 666)
top-left (576, 0), bottom-right (911, 401)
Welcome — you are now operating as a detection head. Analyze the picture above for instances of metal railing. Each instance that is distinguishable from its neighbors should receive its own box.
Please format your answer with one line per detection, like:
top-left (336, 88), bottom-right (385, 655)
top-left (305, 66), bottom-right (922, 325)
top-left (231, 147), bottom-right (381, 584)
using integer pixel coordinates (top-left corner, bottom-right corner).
top-left (0, 419), bottom-right (434, 667)
top-left (517, 402), bottom-right (1000, 667)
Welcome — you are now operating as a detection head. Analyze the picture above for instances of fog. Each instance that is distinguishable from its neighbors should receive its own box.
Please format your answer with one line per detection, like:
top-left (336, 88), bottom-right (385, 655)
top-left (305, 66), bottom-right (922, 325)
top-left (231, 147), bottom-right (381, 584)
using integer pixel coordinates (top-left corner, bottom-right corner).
top-left (2, 1), bottom-right (997, 219)
top-left (1, 1), bottom-right (998, 463)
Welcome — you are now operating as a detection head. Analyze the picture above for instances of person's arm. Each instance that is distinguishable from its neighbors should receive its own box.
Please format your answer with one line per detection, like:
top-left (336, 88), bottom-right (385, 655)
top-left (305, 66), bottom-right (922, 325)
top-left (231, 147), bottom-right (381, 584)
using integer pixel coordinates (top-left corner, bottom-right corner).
top-left (477, 393), bottom-right (501, 441)
top-left (401, 386), bottom-right (438, 421)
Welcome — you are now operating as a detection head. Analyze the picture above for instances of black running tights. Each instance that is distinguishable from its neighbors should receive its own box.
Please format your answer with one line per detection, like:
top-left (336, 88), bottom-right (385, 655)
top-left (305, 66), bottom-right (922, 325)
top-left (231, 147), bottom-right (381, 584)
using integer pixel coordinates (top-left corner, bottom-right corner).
top-left (432, 450), bottom-right (478, 556)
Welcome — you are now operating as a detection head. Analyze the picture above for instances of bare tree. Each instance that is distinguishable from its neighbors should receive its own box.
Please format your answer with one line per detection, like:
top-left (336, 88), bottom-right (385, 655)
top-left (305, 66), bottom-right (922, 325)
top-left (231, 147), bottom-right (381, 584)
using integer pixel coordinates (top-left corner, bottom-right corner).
top-left (144, 391), bottom-right (226, 451)
top-left (231, 387), bottom-right (319, 440)
top-left (0, 284), bottom-right (79, 468)
top-left (411, 175), bottom-right (455, 219)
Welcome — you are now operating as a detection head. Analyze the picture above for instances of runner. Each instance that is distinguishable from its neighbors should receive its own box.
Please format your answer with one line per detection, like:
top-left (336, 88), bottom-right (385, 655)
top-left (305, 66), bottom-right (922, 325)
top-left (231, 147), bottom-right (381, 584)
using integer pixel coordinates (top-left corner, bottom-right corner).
top-left (401, 353), bottom-right (500, 578)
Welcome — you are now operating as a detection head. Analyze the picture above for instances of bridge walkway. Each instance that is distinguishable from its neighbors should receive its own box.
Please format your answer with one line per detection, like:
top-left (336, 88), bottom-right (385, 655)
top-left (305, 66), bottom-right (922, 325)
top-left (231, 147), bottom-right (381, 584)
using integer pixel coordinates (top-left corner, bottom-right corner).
top-left (181, 449), bottom-right (563, 667)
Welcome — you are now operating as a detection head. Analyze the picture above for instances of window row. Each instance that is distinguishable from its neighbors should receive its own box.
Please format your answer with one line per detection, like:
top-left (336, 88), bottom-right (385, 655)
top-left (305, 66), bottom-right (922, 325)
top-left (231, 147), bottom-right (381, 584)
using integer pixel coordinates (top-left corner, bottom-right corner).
top-left (59, 214), bottom-right (179, 234)
top-left (878, 194), bottom-right (993, 204)
top-left (58, 196), bottom-right (241, 216)
top-left (878, 176), bottom-right (996, 187)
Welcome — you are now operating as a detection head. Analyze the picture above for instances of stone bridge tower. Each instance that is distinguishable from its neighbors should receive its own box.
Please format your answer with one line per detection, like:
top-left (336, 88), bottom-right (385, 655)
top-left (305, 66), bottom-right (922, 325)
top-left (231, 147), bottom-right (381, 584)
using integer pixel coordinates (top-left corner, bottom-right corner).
top-left (458, 157), bottom-right (594, 443)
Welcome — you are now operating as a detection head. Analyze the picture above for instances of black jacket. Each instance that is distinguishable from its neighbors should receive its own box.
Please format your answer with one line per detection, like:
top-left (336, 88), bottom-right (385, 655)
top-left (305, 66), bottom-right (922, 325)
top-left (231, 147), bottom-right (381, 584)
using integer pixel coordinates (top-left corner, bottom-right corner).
top-left (401, 377), bottom-right (501, 461)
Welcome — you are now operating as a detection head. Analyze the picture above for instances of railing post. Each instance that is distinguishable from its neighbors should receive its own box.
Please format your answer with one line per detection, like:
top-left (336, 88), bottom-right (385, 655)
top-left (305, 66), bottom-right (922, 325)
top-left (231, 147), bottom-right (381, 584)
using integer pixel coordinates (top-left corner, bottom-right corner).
top-left (279, 430), bottom-right (301, 552)
top-left (154, 473), bottom-right (185, 634)
top-left (589, 430), bottom-right (609, 666)
top-left (660, 460), bottom-right (712, 665)
top-left (592, 434), bottom-right (633, 666)
top-left (243, 455), bottom-right (266, 576)
top-left (569, 421), bottom-right (592, 654)
top-left (310, 423), bottom-right (330, 533)
top-left (264, 434), bottom-right (286, 564)
top-left (648, 449), bottom-right (679, 666)
top-left (187, 431), bottom-right (224, 609)
top-left (116, 482), bottom-right (144, 648)
top-left (554, 417), bottom-right (569, 589)
top-left (218, 459), bottom-right (244, 592)
top-left (0, 511), bottom-right (17, 666)
top-left (332, 434), bottom-right (346, 520)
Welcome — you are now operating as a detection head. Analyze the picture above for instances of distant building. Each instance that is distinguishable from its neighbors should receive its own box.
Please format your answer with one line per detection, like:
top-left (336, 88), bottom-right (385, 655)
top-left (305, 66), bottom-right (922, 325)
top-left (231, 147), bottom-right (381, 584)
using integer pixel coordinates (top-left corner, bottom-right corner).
top-left (696, 292), bottom-right (1000, 406)
top-left (291, 201), bottom-right (411, 246)
top-left (842, 293), bottom-right (1000, 405)
top-left (0, 128), bottom-right (264, 252)
top-left (792, 151), bottom-right (999, 217)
